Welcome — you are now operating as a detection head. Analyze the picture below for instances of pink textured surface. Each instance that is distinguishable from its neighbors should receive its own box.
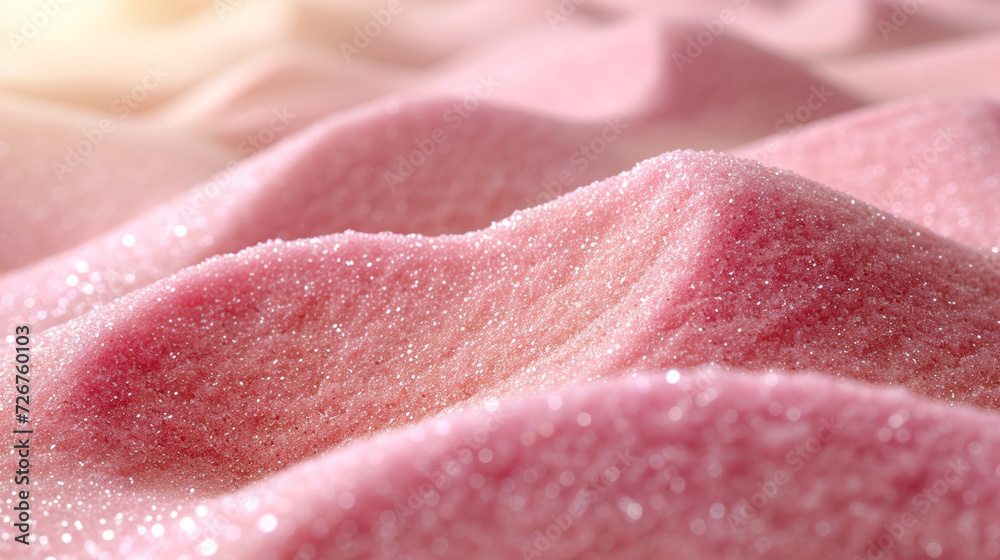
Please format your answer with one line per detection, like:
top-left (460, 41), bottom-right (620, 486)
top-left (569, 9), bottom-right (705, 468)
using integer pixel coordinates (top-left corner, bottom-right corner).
top-left (0, 94), bottom-right (233, 271)
top-left (0, 100), bottom-right (642, 332)
top-left (733, 97), bottom-right (1000, 249)
top-left (208, 372), bottom-right (1000, 560)
top-left (19, 370), bottom-right (1000, 559)
top-left (4, 2), bottom-right (1000, 559)
top-left (7, 152), bottom-right (1000, 558)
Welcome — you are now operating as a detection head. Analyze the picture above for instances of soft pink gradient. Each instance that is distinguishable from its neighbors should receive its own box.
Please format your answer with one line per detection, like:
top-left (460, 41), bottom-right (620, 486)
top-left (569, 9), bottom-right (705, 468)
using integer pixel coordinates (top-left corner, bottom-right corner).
top-left (2, 1), bottom-right (1000, 559)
